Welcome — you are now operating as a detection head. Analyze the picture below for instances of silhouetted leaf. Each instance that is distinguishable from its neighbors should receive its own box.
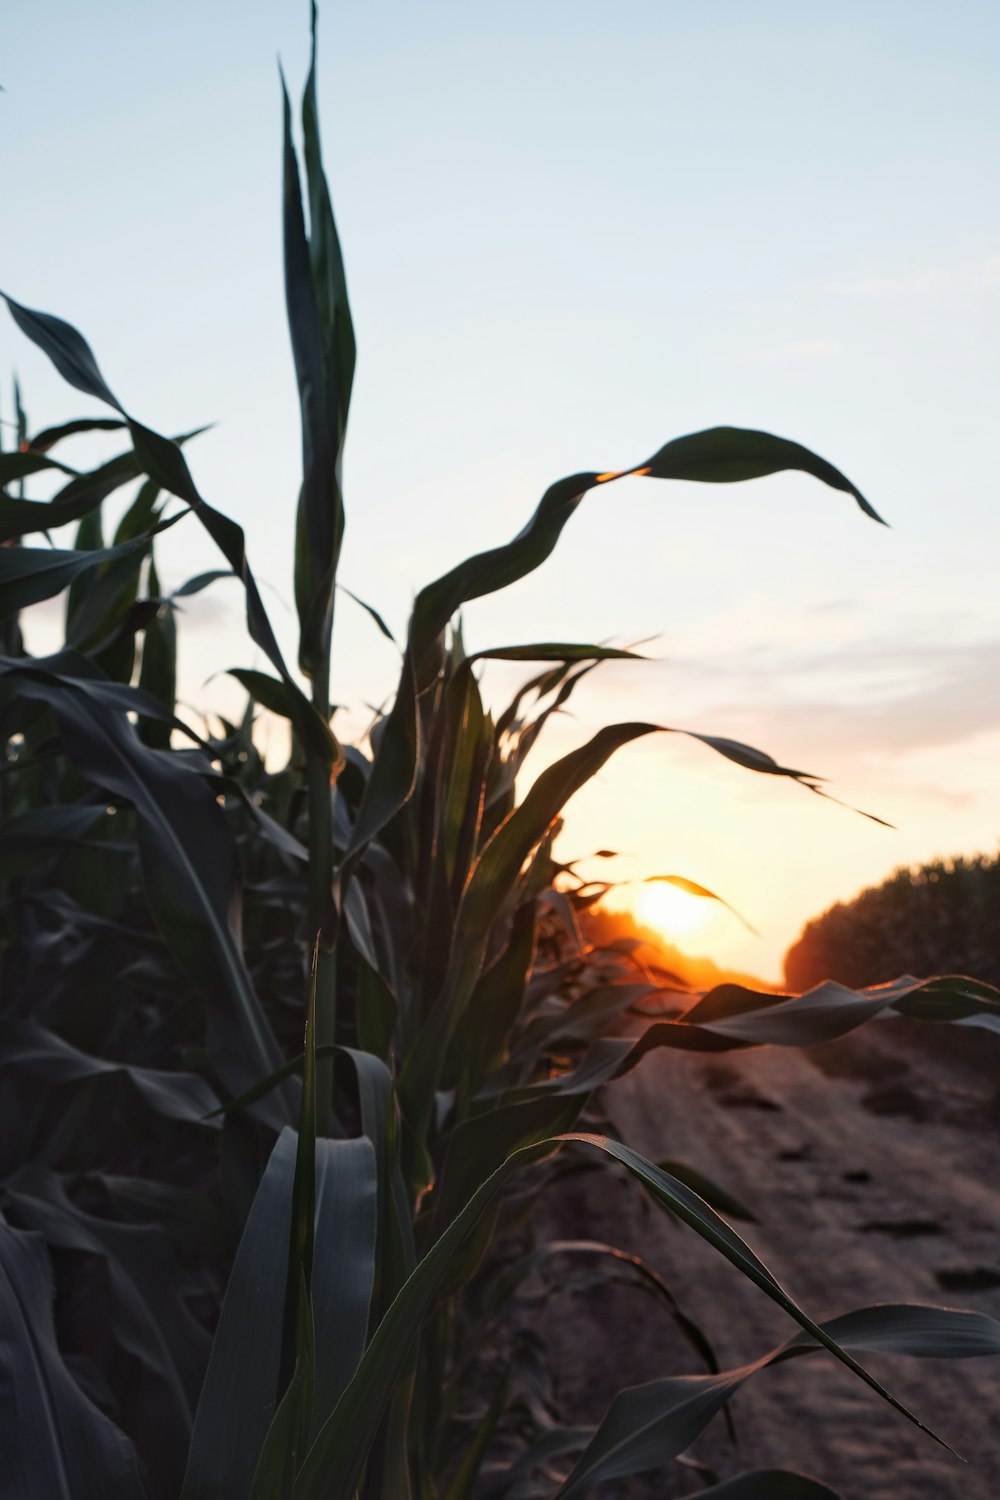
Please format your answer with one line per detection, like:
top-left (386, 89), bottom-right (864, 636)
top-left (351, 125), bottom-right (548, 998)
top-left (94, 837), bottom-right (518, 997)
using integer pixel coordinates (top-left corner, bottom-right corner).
top-left (0, 1220), bottom-right (146, 1498)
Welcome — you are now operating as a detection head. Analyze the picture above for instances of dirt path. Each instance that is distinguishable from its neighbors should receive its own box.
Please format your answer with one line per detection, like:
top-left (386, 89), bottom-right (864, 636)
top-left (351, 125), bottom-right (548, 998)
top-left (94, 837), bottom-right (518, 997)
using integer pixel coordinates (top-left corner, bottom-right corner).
top-left (536, 1019), bottom-right (1000, 1497)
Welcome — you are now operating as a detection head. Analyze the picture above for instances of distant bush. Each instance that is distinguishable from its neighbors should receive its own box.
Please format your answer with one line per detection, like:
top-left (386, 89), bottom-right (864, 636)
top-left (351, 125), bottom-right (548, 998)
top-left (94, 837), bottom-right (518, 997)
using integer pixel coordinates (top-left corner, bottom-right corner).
top-left (784, 850), bottom-right (1000, 992)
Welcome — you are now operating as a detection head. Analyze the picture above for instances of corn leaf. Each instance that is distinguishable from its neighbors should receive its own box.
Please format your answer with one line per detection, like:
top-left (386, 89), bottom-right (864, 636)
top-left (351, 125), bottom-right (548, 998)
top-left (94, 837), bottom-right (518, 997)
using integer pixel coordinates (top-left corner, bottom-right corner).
top-left (294, 1134), bottom-right (974, 1500)
top-left (4, 658), bottom-right (291, 1116)
top-left (282, 3), bottom-right (355, 689)
top-left (0, 1018), bottom-right (220, 1127)
top-left (0, 1220), bottom-right (146, 1499)
top-left (3, 1168), bottom-right (208, 1499)
top-left (181, 1129), bottom-right (297, 1500)
top-left (1, 293), bottom-right (336, 768)
top-left (554, 1303), bottom-right (1000, 1496)
top-left (349, 434), bottom-right (875, 861)
top-left (0, 513), bottom-right (181, 616)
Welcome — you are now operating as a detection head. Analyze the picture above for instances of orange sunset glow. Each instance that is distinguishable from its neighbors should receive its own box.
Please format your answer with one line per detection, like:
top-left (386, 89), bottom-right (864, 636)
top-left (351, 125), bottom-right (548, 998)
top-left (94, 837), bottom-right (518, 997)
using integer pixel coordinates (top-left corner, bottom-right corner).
top-left (630, 880), bottom-right (724, 944)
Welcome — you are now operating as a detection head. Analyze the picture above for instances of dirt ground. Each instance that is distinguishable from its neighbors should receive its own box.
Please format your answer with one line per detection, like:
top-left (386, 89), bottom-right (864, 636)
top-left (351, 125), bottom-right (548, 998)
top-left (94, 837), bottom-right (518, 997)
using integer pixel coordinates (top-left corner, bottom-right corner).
top-left (533, 1017), bottom-right (1000, 1498)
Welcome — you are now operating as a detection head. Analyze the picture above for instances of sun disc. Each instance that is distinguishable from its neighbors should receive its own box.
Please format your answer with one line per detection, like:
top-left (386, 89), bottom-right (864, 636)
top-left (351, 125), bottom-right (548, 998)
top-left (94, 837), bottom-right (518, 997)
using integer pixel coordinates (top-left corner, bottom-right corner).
top-left (633, 881), bottom-right (715, 942)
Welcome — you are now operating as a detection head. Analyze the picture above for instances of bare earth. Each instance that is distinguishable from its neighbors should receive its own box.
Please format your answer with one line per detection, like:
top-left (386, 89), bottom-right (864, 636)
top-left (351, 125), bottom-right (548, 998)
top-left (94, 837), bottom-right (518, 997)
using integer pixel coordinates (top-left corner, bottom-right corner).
top-left (536, 1019), bottom-right (1000, 1498)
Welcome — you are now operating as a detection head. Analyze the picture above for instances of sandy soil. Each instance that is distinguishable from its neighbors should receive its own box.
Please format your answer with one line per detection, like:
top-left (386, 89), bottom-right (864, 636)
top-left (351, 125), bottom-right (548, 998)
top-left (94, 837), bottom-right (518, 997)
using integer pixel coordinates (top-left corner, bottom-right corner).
top-left (533, 1018), bottom-right (1000, 1498)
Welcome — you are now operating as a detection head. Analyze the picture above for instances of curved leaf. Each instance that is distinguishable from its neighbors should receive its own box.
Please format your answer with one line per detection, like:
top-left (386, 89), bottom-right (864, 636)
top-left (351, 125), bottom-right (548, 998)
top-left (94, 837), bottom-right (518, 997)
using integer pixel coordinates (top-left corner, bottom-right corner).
top-left (0, 513), bottom-right (182, 616)
top-left (3, 1170), bottom-right (207, 1498)
top-left (283, 1), bottom-right (356, 690)
top-left (0, 1219), bottom-right (146, 1499)
top-left (0, 1018), bottom-right (220, 1127)
top-left (644, 874), bottom-right (759, 936)
top-left (3, 296), bottom-right (125, 409)
top-left (25, 416), bottom-right (127, 452)
top-left (293, 1135), bottom-right (965, 1500)
top-left (349, 430), bottom-right (877, 861)
top-left (4, 657), bottom-right (291, 1116)
top-left (337, 583), bottom-right (397, 645)
top-left (1, 294), bottom-right (335, 769)
top-left (181, 1130), bottom-right (297, 1500)
top-left (642, 426), bottom-right (884, 523)
top-left (554, 1303), bottom-right (999, 1496)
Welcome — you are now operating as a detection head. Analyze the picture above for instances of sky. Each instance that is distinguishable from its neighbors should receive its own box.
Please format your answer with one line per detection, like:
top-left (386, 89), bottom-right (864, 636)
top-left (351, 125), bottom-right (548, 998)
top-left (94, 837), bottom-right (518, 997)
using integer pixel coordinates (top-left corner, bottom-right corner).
top-left (4, 1), bottom-right (999, 981)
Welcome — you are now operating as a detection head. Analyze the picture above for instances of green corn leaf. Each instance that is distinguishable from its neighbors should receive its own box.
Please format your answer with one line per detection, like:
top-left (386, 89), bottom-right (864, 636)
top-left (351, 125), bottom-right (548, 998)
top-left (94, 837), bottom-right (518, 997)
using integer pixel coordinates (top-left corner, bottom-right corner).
top-left (678, 972), bottom-right (1000, 1045)
top-left (181, 1129), bottom-right (297, 1500)
top-left (445, 724), bottom-right (657, 1021)
top-left (64, 505), bottom-right (104, 634)
top-left (294, 1135), bottom-right (966, 1500)
top-left (282, 1), bottom-right (355, 692)
top-left (170, 569), bottom-right (236, 599)
top-left (432, 1097), bottom-right (586, 1232)
top-left (3, 296), bottom-right (124, 408)
top-left (24, 415), bottom-right (127, 452)
top-left (513, 981), bottom-right (657, 1056)
top-left (249, 1271), bottom-right (316, 1500)
top-left (338, 583), bottom-right (397, 645)
top-left (309, 1135), bottom-right (379, 1439)
top-left (4, 1169), bottom-right (208, 1498)
top-left (0, 1220), bottom-right (146, 1498)
top-left (348, 434), bottom-right (875, 863)
top-left (202, 1047), bottom-right (337, 1121)
top-left (3, 657), bottom-right (291, 1116)
top-left (439, 655), bottom-right (489, 891)
top-left (446, 901), bottom-right (537, 1098)
top-left (0, 512), bottom-right (182, 616)
top-left (402, 716), bottom-right (832, 1146)
top-left (0, 1017), bottom-right (220, 1127)
top-left (337, 1047), bottom-right (416, 1310)
top-left (287, 947), bottom-right (320, 1396)
top-left (184, 1120), bottom-right (379, 1500)
top-left (491, 974), bottom-right (1000, 1115)
top-left (653, 1162), bottom-right (756, 1223)
top-left (0, 649), bottom-right (191, 732)
top-left (641, 426), bottom-right (885, 522)
top-left (466, 642), bottom-right (642, 665)
top-left (490, 659), bottom-right (607, 810)
top-left (229, 668), bottom-right (340, 770)
top-left (0, 448), bottom-right (72, 485)
top-left (1, 294), bottom-right (336, 768)
top-left (66, 489), bottom-right (164, 671)
top-left (553, 1303), bottom-right (1000, 1496)
top-left (138, 559), bottom-right (177, 747)
top-left (0, 434), bottom-right (205, 544)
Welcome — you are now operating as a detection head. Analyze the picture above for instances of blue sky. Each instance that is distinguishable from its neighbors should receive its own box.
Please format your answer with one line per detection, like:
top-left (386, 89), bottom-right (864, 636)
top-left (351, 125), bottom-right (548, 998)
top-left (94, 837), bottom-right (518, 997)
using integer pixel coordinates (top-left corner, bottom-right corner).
top-left (5, 2), bottom-right (999, 978)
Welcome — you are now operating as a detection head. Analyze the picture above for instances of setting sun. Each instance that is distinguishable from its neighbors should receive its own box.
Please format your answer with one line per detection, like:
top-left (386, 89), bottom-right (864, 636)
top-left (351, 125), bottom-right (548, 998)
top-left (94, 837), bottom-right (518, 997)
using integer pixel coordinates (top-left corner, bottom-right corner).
top-left (631, 880), bottom-right (720, 942)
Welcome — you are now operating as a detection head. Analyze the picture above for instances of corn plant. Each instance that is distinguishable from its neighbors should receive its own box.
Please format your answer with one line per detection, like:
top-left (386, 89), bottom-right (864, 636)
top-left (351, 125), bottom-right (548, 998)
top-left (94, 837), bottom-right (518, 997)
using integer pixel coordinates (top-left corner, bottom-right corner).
top-left (2, 9), bottom-right (1000, 1497)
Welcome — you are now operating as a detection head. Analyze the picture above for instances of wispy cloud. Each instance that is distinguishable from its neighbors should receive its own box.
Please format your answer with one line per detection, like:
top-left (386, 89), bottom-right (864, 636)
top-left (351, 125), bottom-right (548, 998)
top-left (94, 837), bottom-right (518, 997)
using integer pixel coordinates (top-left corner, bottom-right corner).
top-left (656, 636), bottom-right (1000, 757)
top-left (825, 255), bottom-right (1000, 299)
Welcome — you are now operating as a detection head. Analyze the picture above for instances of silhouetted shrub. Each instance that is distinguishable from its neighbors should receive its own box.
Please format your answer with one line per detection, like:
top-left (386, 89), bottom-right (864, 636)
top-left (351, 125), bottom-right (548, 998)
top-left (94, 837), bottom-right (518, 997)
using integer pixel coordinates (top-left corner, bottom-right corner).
top-left (784, 850), bottom-right (1000, 992)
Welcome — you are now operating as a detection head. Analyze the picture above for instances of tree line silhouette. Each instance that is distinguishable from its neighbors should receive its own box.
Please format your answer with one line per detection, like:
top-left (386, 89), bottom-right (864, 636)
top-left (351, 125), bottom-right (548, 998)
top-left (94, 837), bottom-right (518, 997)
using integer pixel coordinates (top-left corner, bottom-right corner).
top-left (784, 849), bottom-right (1000, 992)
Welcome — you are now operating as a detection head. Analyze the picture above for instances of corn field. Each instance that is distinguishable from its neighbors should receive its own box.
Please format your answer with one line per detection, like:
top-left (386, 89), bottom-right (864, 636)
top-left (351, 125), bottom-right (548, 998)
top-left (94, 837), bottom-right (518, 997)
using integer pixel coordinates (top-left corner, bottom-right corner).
top-left (2, 10), bottom-right (999, 1498)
